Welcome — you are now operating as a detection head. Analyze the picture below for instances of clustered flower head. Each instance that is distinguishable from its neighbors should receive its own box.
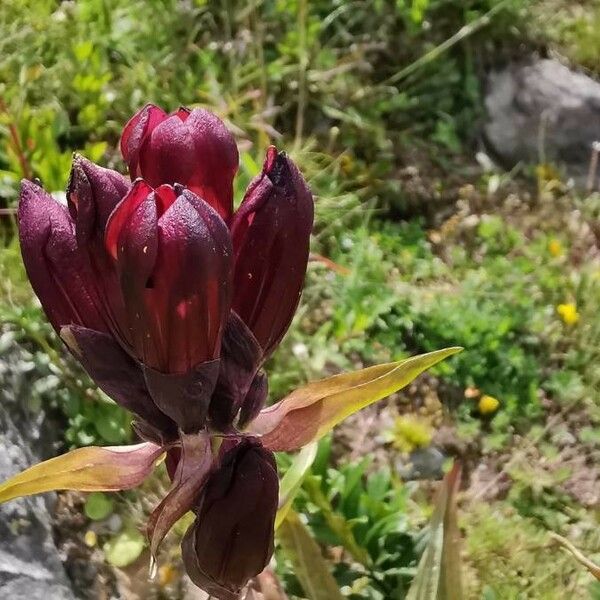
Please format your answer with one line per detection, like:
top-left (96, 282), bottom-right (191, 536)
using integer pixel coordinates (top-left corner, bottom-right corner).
top-left (18, 104), bottom-right (313, 599)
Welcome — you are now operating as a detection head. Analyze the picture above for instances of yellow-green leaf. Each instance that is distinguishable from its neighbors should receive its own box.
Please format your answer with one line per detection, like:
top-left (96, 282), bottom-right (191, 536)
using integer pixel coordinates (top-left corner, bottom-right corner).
top-left (277, 509), bottom-right (344, 600)
top-left (250, 347), bottom-right (462, 451)
top-left (0, 442), bottom-right (164, 504)
top-left (104, 527), bottom-right (146, 568)
top-left (275, 442), bottom-right (317, 530)
top-left (407, 462), bottom-right (463, 600)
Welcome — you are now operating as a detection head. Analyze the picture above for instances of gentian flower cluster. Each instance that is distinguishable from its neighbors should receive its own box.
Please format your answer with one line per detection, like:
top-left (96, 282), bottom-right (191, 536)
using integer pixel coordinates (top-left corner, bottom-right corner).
top-left (8, 104), bottom-right (457, 600)
top-left (18, 105), bottom-right (313, 599)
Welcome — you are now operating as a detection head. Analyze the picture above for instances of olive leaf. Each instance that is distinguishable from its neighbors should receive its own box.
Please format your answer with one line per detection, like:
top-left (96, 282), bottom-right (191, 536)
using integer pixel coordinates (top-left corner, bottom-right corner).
top-left (277, 509), bottom-right (344, 600)
top-left (250, 347), bottom-right (462, 452)
top-left (406, 462), bottom-right (463, 600)
top-left (275, 442), bottom-right (317, 529)
top-left (0, 442), bottom-right (164, 503)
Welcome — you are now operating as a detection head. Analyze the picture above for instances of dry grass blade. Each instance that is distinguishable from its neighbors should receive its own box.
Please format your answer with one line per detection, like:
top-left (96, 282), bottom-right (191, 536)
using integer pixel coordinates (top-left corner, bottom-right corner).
top-left (549, 532), bottom-right (600, 581)
top-left (407, 462), bottom-right (463, 600)
top-left (277, 509), bottom-right (344, 600)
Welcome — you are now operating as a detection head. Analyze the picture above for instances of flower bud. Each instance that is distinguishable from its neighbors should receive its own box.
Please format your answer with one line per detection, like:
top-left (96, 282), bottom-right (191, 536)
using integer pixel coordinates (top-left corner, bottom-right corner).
top-left (19, 177), bottom-right (179, 438)
top-left (231, 147), bottom-right (313, 357)
top-left (120, 104), bottom-right (239, 220)
top-left (18, 180), bottom-right (107, 335)
top-left (67, 155), bottom-right (133, 345)
top-left (105, 181), bottom-right (233, 374)
top-left (67, 154), bottom-right (130, 247)
top-left (181, 438), bottom-right (278, 599)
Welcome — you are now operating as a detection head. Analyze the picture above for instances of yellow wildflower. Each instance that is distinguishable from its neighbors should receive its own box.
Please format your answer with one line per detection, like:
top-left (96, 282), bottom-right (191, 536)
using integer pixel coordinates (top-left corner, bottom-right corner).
top-left (84, 530), bottom-right (97, 548)
top-left (478, 394), bottom-right (500, 415)
top-left (557, 303), bottom-right (579, 326)
top-left (548, 239), bottom-right (563, 257)
top-left (392, 415), bottom-right (433, 453)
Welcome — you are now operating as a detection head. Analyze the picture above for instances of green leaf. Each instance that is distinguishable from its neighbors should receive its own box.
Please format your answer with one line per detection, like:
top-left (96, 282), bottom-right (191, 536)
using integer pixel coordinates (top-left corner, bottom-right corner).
top-left (277, 510), bottom-right (344, 600)
top-left (0, 443), bottom-right (164, 504)
top-left (104, 527), bottom-right (146, 568)
top-left (407, 462), bottom-right (463, 600)
top-left (240, 150), bottom-right (261, 178)
top-left (84, 141), bottom-right (108, 163)
top-left (275, 442), bottom-right (317, 529)
top-left (303, 475), bottom-right (370, 565)
top-left (84, 492), bottom-right (114, 521)
top-left (94, 403), bottom-right (130, 444)
top-left (250, 347), bottom-right (462, 451)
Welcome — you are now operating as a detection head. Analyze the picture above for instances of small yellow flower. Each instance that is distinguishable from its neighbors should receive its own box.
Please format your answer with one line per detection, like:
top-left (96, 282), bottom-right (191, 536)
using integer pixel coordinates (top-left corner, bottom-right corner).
top-left (84, 530), bottom-right (97, 548)
top-left (548, 239), bottom-right (563, 258)
top-left (159, 564), bottom-right (177, 587)
top-left (557, 303), bottom-right (579, 326)
top-left (478, 394), bottom-right (500, 415)
top-left (391, 415), bottom-right (433, 453)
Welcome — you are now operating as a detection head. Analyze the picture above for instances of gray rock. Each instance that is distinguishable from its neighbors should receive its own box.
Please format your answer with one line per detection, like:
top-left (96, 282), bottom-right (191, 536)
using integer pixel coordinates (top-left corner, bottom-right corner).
top-left (0, 344), bottom-right (75, 599)
top-left (484, 59), bottom-right (600, 183)
top-left (396, 446), bottom-right (446, 481)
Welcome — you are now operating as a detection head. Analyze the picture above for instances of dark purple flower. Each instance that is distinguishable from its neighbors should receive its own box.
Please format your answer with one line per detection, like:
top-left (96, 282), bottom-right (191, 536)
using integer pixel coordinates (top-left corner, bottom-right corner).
top-left (19, 179), bottom-right (109, 335)
top-left (67, 155), bottom-right (133, 347)
top-left (104, 181), bottom-right (232, 373)
top-left (120, 104), bottom-right (239, 220)
top-left (231, 146), bottom-right (314, 358)
top-left (18, 104), bottom-right (315, 599)
top-left (181, 438), bottom-right (278, 600)
top-left (19, 178), bottom-right (177, 436)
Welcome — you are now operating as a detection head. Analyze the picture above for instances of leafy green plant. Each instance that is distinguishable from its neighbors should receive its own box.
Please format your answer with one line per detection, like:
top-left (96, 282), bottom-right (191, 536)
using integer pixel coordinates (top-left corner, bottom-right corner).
top-left (278, 436), bottom-right (422, 599)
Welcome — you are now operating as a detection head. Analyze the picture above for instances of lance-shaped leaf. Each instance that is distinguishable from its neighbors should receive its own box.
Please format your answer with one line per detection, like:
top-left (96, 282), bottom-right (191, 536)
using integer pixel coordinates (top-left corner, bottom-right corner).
top-left (253, 568), bottom-right (289, 600)
top-left (277, 509), bottom-right (344, 600)
top-left (275, 442), bottom-right (317, 530)
top-left (0, 442), bottom-right (164, 503)
top-left (147, 431), bottom-right (213, 558)
top-left (406, 462), bottom-right (463, 600)
top-left (250, 347), bottom-right (462, 452)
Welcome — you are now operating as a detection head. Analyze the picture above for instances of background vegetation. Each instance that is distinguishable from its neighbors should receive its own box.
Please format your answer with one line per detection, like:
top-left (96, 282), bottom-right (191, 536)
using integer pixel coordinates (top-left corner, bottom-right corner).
top-left (1, 0), bottom-right (600, 598)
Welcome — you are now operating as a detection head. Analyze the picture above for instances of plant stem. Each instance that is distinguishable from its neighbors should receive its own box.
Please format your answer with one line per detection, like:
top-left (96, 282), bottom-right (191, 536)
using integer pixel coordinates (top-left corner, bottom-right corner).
top-left (0, 98), bottom-right (32, 180)
top-left (386, 0), bottom-right (511, 86)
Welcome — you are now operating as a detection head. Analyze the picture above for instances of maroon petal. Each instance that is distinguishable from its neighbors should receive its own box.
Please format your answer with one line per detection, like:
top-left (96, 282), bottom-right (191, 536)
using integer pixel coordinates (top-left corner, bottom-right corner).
top-left (67, 155), bottom-right (130, 245)
top-left (184, 108), bottom-right (239, 219)
top-left (62, 325), bottom-right (177, 438)
top-left (120, 104), bottom-right (168, 178)
top-left (148, 189), bottom-right (232, 372)
top-left (115, 192), bottom-right (162, 367)
top-left (209, 311), bottom-right (263, 431)
top-left (122, 105), bottom-right (239, 220)
top-left (231, 147), bottom-right (314, 357)
top-left (18, 180), bottom-right (107, 333)
top-left (105, 179), bottom-right (154, 260)
top-left (181, 438), bottom-right (278, 598)
top-left (66, 156), bottom-right (134, 347)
